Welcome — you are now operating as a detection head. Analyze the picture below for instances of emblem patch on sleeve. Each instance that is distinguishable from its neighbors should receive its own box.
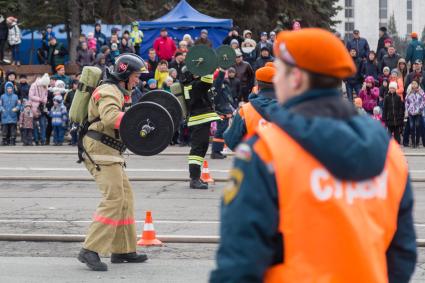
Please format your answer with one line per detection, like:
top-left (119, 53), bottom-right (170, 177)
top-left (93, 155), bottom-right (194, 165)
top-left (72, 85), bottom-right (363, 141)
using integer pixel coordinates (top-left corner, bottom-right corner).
top-left (234, 143), bottom-right (252, 162)
top-left (223, 168), bottom-right (244, 205)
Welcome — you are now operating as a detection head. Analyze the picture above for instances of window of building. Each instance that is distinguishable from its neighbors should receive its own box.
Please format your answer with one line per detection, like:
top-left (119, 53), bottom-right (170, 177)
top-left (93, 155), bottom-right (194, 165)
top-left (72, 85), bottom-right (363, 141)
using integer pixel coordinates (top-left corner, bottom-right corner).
top-left (379, 0), bottom-right (388, 19)
top-left (407, 23), bottom-right (412, 34)
top-left (345, 22), bottom-right (355, 41)
top-left (345, 8), bottom-right (354, 18)
top-left (407, 0), bottom-right (412, 20)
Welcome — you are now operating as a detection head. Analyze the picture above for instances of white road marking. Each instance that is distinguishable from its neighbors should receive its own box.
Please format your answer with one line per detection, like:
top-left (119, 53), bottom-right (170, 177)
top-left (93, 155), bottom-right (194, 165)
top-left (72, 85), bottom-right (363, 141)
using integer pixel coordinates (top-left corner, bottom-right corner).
top-left (0, 167), bottom-right (229, 173)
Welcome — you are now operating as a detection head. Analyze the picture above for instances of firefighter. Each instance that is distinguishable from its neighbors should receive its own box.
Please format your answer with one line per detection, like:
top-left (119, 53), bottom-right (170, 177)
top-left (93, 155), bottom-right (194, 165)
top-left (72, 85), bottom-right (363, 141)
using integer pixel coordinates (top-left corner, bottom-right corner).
top-left (223, 65), bottom-right (277, 151)
top-left (77, 54), bottom-right (148, 271)
top-left (183, 68), bottom-right (221, 190)
top-left (210, 28), bottom-right (417, 283)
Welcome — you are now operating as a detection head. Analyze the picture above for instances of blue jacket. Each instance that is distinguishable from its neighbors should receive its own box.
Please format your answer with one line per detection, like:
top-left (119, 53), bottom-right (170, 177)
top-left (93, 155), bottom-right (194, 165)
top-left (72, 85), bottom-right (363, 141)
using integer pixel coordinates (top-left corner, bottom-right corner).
top-left (0, 85), bottom-right (20, 124)
top-left (346, 37), bottom-right (370, 59)
top-left (223, 89), bottom-right (277, 150)
top-left (406, 38), bottom-right (425, 64)
top-left (211, 89), bottom-right (417, 283)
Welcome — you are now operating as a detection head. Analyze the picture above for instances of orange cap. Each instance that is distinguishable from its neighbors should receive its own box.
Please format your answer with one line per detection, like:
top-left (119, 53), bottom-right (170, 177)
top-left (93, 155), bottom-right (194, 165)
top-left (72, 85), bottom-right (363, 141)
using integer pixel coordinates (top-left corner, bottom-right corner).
top-left (256, 66), bottom-right (276, 83)
top-left (273, 28), bottom-right (356, 79)
top-left (411, 32), bottom-right (418, 38)
top-left (55, 64), bottom-right (65, 71)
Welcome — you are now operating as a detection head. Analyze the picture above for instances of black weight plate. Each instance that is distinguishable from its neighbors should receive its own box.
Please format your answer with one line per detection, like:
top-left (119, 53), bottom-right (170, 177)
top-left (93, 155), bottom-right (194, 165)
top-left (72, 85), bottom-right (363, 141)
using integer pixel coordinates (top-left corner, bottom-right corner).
top-left (186, 45), bottom-right (218, 76)
top-left (216, 45), bottom-right (236, 69)
top-left (138, 90), bottom-right (183, 128)
top-left (120, 101), bottom-right (174, 156)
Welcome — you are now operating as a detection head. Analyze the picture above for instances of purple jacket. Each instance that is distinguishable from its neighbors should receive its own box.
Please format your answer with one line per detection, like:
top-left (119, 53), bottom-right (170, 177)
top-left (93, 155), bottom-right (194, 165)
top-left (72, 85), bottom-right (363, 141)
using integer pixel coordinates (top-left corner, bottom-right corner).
top-left (359, 87), bottom-right (379, 111)
top-left (405, 88), bottom-right (425, 116)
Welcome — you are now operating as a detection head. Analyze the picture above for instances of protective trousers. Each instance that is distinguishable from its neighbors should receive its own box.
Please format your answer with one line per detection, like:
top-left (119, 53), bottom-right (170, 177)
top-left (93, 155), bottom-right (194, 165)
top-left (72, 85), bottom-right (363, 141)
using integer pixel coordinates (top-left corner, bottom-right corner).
top-left (212, 119), bottom-right (229, 153)
top-left (188, 122), bottom-right (211, 179)
top-left (83, 161), bottom-right (137, 255)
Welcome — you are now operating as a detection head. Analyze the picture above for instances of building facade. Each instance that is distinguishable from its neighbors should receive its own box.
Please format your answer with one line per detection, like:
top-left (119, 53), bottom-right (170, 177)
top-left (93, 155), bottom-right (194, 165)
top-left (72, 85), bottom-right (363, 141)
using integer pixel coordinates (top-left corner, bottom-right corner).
top-left (333, 0), bottom-right (425, 51)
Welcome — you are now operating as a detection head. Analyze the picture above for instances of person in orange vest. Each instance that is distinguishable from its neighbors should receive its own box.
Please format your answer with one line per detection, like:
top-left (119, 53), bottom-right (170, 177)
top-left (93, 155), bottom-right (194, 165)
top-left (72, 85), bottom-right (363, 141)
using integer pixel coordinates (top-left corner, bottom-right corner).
top-left (223, 64), bottom-right (277, 150)
top-left (210, 28), bottom-right (417, 283)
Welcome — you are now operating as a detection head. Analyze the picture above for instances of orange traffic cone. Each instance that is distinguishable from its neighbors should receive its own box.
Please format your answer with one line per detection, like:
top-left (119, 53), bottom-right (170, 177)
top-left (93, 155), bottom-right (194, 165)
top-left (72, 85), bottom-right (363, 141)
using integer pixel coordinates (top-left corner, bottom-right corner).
top-left (137, 211), bottom-right (162, 246)
top-left (200, 160), bottom-right (214, 183)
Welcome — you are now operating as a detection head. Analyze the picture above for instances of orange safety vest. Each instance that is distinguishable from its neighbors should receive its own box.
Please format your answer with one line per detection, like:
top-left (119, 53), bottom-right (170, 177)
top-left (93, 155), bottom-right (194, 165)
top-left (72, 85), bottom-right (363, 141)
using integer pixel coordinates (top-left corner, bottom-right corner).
top-left (254, 123), bottom-right (408, 283)
top-left (239, 102), bottom-right (267, 137)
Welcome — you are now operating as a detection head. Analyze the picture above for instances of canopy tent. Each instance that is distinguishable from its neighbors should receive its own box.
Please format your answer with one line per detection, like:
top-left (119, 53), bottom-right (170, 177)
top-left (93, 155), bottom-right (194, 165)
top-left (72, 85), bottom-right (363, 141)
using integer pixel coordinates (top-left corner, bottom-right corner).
top-left (138, 0), bottom-right (233, 57)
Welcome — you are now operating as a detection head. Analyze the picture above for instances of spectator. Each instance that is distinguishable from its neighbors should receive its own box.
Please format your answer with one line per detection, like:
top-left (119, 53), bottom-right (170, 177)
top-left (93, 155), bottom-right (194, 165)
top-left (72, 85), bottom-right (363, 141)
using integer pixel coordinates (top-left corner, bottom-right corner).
top-left (377, 38), bottom-right (392, 64)
top-left (7, 17), bottom-right (21, 65)
top-left (405, 60), bottom-right (425, 90)
top-left (49, 95), bottom-right (67, 146)
top-left (19, 102), bottom-right (34, 146)
top-left (153, 28), bottom-right (176, 62)
top-left (378, 66), bottom-right (391, 86)
top-left (233, 50), bottom-right (254, 102)
top-left (380, 45), bottom-right (401, 72)
top-left (405, 78), bottom-right (425, 148)
top-left (51, 65), bottom-right (72, 89)
top-left (292, 20), bottom-right (302, 30)
top-left (154, 60), bottom-right (169, 89)
top-left (76, 34), bottom-right (86, 53)
top-left (1, 70), bottom-right (18, 93)
top-left (194, 29), bottom-right (212, 48)
top-left (230, 39), bottom-right (240, 51)
top-left (87, 32), bottom-right (97, 53)
top-left (130, 21), bottom-right (144, 55)
top-left (222, 27), bottom-right (244, 46)
top-left (169, 68), bottom-right (178, 82)
top-left (94, 23), bottom-right (107, 52)
top-left (256, 32), bottom-right (273, 58)
top-left (109, 43), bottom-right (120, 64)
top-left (243, 30), bottom-right (252, 40)
top-left (176, 40), bottom-right (189, 54)
top-left (122, 30), bottom-right (135, 52)
top-left (359, 76), bottom-right (379, 114)
top-left (397, 58), bottom-right (408, 84)
top-left (379, 78), bottom-right (388, 108)
top-left (268, 31), bottom-right (276, 46)
top-left (241, 39), bottom-right (257, 67)
top-left (109, 34), bottom-right (120, 49)
top-left (182, 34), bottom-right (194, 48)
top-left (253, 46), bottom-right (274, 71)
top-left (344, 48), bottom-right (363, 101)
top-left (383, 81), bottom-right (404, 144)
top-left (48, 37), bottom-right (67, 72)
top-left (361, 51), bottom-right (379, 80)
top-left (119, 37), bottom-right (134, 54)
top-left (227, 67), bottom-right (241, 107)
top-left (97, 45), bottom-right (112, 66)
top-left (29, 73), bottom-right (49, 146)
top-left (146, 48), bottom-right (158, 79)
top-left (64, 79), bottom-right (78, 111)
top-left (389, 69), bottom-right (404, 100)
top-left (163, 76), bottom-right (174, 92)
top-left (0, 15), bottom-right (8, 63)
top-left (354, 97), bottom-right (367, 115)
top-left (0, 82), bottom-right (20, 145)
top-left (406, 32), bottom-right (424, 68)
top-left (346, 29), bottom-right (370, 60)
top-left (372, 106), bottom-right (384, 127)
top-left (76, 41), bottom-right (95, 70)
top-left (168, 52), bottom-right (186, 82)
top-left (94, 54), bottom-right (107, 80)
top-left (376, 26), bottom-right (390, 56)
top-left (17, 74), bottom-right (30, 101)
top-left (146, 79), bottom-right (158, 91)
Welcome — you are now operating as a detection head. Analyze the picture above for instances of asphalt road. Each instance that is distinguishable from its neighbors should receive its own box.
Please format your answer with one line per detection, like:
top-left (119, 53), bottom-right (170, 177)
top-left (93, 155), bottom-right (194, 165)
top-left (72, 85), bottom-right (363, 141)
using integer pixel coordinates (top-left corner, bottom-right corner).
top-left (0, 146), bottom-right (424, 282)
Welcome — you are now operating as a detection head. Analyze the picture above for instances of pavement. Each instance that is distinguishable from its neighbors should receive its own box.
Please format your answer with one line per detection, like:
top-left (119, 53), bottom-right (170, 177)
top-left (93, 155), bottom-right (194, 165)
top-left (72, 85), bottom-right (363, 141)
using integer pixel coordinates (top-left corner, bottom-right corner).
top-left (0, 145), bottom-right (424, 282)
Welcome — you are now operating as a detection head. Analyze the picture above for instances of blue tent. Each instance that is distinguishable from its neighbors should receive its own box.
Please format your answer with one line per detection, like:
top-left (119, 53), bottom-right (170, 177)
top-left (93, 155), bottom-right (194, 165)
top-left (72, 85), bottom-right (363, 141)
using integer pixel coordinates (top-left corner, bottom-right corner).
top-left (138, 0), bottom-right (233, 57)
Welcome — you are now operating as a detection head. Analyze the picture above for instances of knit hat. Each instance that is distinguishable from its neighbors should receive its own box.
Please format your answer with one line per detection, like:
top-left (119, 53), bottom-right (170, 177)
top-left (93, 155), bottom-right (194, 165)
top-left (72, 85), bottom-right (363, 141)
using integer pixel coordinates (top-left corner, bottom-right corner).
top-left (389, 81), bottom-right (398, 90)
top-left (55, 64), bottom-right (65, 72)
top-left (201, 29), bottom-right (208, 35)
top-left (53, 95), bottom-right (62, 104)
top-left (242, 39), bottom-right (256, 48)
top-left (364, 76), bottom-right (375, 84)
top-left (256, 66), bottom-right (276, 83)
top-left (390, 69), bottom-right (399, 76)
top-left (38, 73), bottom-right (50, 87)
top-left (4, 81), bottom-right (13, 92)
top-left (147, 79), bottom-right (157, 85)
top-left (411, 32), bottom-right (418, 38)
top-left (230, 39), bottom-right (239, 47)
top-left (168, 68), bottom-right (177, 75)
top-left (383, 66), bottom-right (390, 73)
top-left (354, 97), bottom-right (362, 108)
top-left (274, 28), bottom-right (356, 79)
top-left (228, 67), bottom-right (236, 73)
top-left (24, 101), bottom-right (32, 108)
top-left (384, 38), bottom-right (392, 44)
top-left (373, 106), bottom-right (381, 115)
top-left (235, 49), bottom-right (243, 57)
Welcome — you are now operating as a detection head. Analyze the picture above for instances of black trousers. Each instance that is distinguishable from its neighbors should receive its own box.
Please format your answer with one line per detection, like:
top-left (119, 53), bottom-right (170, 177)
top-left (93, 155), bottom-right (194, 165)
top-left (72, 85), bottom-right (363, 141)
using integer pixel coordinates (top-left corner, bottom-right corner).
top-left (188, 122), bottom-right (211, 179)
top-left (388, 125), bottom-right (401, 144)
top-left (21, 128), bottom-right (33, 145)
top-left (2, 124), bottom-right (17, 142)
top-left (0, 39), bottom-right (6, 61)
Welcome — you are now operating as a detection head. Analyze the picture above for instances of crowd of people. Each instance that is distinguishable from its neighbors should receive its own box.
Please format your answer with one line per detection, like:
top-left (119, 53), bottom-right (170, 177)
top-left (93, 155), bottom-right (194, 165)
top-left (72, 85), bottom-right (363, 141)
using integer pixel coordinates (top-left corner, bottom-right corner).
top-left (0, 20), bottom-right (424, 148)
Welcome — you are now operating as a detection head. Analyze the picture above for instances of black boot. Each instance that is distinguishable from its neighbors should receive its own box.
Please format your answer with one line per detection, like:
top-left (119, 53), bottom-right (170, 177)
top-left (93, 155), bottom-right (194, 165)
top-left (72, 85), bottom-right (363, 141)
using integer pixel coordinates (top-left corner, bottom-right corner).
top-left (77, 248), bottom-right (108, 271)
top-left (111, 252), bottom-right (148, 263)
top-left (190, 178), bottom-right (208, 190)
top-left (10, 139), bottom-right (16, 146)
top-left (211, 152), bottom-right (226, 159)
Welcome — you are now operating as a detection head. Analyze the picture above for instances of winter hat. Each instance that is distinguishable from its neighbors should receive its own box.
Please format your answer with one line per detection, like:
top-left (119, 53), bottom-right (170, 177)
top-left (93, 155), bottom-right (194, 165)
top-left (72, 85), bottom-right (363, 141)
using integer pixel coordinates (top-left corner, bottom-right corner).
top-left (243, 30), bottom-right (252, 38)
top-left (274, 28), bottom-right (356, 79)
top-left (228, 67), bottom-right (236, 73)
top-left (168, 68), bottom-right (177, 75)
top-left (365, 76), bottom-right (375, 84)
top-left (55, 80), bottom-right (65, 89)
top-left (4, 81), bottom-right (13, 92)
top-left (235, 49), bottom-right (243, 57)
top-left (242, 39), bottom-right (256, 48)
top-left (354, 97), bottom-right (362, 108)
top-left (383, 66), bottom-right (390, 73)
top-left (373, 106), bottom-right (381, 115)
top-left (384, 38), bottom-right (392, 45)
top-left (411, 32), bottom-right (418, 38)
top-left (390, 69), bottom-right (399, 76)
top-left (38, 73), bottom-right (50, 87)
top-left (24, 101), bottom-right (32, 108)
top-left (53, 95), bottom-right (62, 102)
top-left (389, 81), bottom-right (398, 90)
top-left (147, 79), bottom-right (157, 85)
top-left (201, 29), bottom-right (208, 35)
top-left (256, 66), bottom-right (276, 83)
top-left (55, 64), bottom-right (65, 72)
top-left (111, 43), bottom-right (118, 50)
top-left (230, 39), bottom-right (239, 47)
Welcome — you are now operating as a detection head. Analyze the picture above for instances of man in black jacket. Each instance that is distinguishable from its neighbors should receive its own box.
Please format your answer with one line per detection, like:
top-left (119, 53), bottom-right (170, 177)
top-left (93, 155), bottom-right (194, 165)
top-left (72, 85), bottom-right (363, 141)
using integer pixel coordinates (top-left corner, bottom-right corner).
top-left (0, 15), bottom-right (8, 63)
top-left (377, 26), bottom-right (390, 56)
top-left (168, 52), bottom-right (186, 82)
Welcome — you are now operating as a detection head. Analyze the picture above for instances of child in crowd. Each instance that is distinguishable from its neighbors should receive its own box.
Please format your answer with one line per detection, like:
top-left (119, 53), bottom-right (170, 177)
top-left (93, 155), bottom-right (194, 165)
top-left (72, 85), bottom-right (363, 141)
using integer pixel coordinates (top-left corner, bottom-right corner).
top-left (405, 79), bottom-right (425, 148)
top-left (359, 76), bottom-right (379, 115)
top-left (389, 69), bottom-right (404, 100)
top-left (146, 79), bottom-right (157, 91)
top-left (19, 102), bottom-right (33, 145)
top-left (378, 66), bottom-right (391, 86)
top-left (372, 106), bottom-right (385, 127)
top-left (378, 78), bottom-right (388, 108)
top-left (154, 60), bottom-right (169, 89)
top-left (110, 43), bottom-right (120, 64)
top-left (169, 68), bottom-right (178, 82)
top-left (49, 95), bottom-right (67, 146)
top-left (354, 97), bottom-right (367, 115)
top-left (0, 82), bottom-right (20, 145)
top-left (87, 32), bottom-right (97, 52)
top-left (17, 74), bottom-right (30, 101)
top-left (383, 81), bottom-right (405, 144)
top-left (163, 76), bottom-right (174, 92)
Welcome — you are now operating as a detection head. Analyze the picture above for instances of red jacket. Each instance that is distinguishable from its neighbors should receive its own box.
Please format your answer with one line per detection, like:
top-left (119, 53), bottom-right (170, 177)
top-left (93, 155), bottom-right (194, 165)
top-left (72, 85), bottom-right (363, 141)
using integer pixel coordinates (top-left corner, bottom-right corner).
top-left (153, 36), bottom-right (176, 61)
